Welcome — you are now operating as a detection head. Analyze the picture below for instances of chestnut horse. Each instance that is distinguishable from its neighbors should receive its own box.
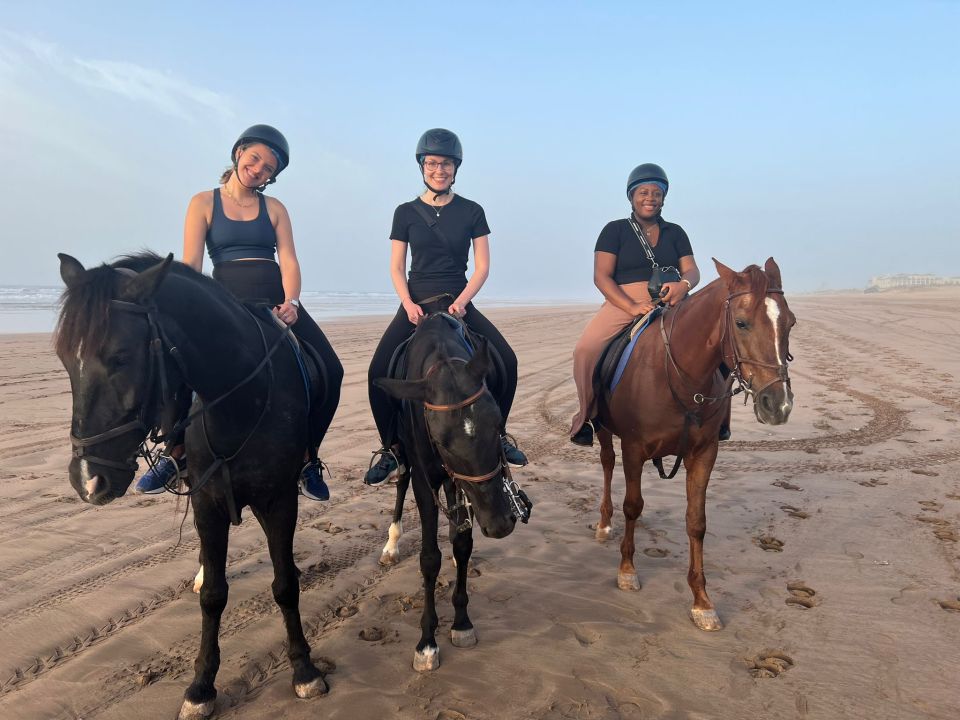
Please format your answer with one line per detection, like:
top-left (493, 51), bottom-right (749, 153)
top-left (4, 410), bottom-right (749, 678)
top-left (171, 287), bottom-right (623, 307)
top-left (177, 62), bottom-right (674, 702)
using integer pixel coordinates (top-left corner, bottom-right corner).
top-left (595, 258), bottom-right (795, 631)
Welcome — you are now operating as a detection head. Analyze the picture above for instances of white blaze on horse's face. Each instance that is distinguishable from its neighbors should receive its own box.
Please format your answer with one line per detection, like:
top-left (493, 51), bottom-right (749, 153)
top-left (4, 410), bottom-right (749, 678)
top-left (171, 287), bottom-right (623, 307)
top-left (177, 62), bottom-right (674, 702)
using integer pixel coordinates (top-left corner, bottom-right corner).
top-left (764, 297), bottom-right (782, 365)
top-left (76, 341), bottom-right (84, 377)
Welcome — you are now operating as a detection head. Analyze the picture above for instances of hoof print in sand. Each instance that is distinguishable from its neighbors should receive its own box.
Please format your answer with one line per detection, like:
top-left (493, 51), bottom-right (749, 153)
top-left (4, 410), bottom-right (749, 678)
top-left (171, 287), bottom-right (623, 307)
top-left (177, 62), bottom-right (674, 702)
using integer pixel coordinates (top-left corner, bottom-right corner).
top-left (785, 581), bottom-right (819, 608)
top-left (911, 469), bottom-right (939, 477)
top-left (772, 479), bottom-right (803, 491)
top-left (643, 547), bottom-right (670, 558)
top-left (779, 504), bottom-right (809, 519)
top-left (749, 651), bottom-right (794, 678)
top-left (937, 597), bottom-right (960, 612)
top-left (858, 478), bottom-right (888, 487)
top-left (358, 522), bottom-right (378, 530)
top-left (315, 656), bottom-right (337, 673)
top-left (755, 535), bottom-right (784, 552)
top-left (933, 528), bottom-right (959, 542)
top-left (918, 500), bottom-right (942, 512)
top-left (359, 627), bottom-right (386, 642)
top-left (336, 605), bottom-right (358, 618)
top-left (436, 711), bottom-right (467, 720)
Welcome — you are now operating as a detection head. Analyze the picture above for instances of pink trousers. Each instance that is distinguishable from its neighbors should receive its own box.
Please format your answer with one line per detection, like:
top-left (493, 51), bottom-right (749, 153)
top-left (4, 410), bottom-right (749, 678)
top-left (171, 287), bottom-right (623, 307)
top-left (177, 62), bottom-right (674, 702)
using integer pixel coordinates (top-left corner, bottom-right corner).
top-left (569, 282), bottom-right (649, 437)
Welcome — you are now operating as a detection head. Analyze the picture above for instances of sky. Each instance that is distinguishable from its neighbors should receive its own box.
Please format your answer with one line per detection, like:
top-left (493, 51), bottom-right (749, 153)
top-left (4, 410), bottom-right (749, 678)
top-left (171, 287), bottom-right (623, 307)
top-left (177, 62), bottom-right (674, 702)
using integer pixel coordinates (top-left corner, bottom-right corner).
top-left (1, 1), bottom-right (958, 298)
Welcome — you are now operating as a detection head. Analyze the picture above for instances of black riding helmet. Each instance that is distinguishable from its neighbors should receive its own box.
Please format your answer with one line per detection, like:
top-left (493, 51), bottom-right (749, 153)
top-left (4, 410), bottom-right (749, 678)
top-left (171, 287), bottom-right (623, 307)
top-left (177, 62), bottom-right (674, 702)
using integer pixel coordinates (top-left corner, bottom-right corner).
top-left (415, 128), bottom-right (463, 167)
top-left (231, 125), bottom-right (290, 186)
top-left (626, 163), bottom-right (669, 199)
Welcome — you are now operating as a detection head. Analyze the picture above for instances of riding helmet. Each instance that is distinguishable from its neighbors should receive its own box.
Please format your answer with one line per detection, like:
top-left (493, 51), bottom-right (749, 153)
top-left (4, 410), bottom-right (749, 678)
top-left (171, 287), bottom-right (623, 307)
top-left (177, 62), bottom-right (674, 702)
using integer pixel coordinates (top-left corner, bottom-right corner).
top-left (232, 124), bottom-right (290, 177)
top-left (415, 128), bottom-right (463, 168)
top-left (626, 163), bottom-right (669, 199)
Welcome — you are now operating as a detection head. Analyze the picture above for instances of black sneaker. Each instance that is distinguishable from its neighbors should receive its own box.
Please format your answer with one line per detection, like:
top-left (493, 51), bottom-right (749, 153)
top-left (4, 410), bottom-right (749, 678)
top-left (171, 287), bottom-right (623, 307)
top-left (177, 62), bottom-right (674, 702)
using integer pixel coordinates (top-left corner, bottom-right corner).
top-left (719, 423), bottom-right (731, 441)
top-left (571, 422), bottom-right (594, 447)
top-left (501, 435), bottom-right (528, 467)
top-left (299, 461), bottom-right (330, 501)
top-left (364, 451), bottom-right (403, 485)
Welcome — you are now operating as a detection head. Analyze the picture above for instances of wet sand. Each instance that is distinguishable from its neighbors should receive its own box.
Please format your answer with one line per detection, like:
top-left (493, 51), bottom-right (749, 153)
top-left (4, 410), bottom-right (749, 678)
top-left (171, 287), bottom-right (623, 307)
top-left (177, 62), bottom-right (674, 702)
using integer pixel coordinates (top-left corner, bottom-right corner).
top-left (0, 287), bottom-right (958, 719)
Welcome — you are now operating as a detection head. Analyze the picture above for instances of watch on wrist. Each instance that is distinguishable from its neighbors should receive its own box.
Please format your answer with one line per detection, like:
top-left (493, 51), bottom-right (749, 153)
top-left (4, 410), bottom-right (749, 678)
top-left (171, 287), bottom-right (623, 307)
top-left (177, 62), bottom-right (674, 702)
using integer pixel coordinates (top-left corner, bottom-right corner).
top-left (288, 298), bottom-right (300, 308)
top-left (681, 279), bottom-right (692, 291)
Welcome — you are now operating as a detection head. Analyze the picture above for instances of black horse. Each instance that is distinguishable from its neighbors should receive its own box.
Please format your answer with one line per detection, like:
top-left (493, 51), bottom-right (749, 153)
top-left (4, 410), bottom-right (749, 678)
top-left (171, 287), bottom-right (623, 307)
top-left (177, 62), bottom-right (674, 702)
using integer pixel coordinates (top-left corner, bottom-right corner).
top-left (375, 309), bottom-right (531, 672)
top-left (54, 252), bottom-right (328, 719)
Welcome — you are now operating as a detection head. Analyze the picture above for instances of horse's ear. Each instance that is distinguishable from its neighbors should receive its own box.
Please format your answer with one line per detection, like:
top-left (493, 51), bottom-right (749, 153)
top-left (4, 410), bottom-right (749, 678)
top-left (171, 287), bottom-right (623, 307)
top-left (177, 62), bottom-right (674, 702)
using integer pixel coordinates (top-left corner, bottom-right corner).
top-left (466, 337), bottom-right (492, 384)
top-left (712, 258), bottom-right (737, 290)
top-left (764, 257), bottom-right (782, 288)
top-left (59, 253), bottom-right (87, 289)
top-left (119, 254), bottom-right (174, 303)
top-left (374, 376), bottom-right (429, 402)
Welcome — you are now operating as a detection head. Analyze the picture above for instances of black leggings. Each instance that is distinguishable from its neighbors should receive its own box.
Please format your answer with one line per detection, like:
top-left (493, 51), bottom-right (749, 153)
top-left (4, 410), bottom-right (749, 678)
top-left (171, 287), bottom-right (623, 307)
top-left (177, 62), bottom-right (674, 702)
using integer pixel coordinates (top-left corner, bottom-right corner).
top-left (367, 301), bottom-right (518, 447)
top-left (212, 260), bottom-right (344, 447)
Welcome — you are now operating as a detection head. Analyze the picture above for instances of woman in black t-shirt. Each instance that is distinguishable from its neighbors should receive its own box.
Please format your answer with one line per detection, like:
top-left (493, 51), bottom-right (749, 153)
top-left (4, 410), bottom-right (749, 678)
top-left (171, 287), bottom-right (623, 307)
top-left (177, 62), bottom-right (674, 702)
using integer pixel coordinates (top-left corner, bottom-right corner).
top-left (364, 128), bottom-right (526, 485)
top-left (569, 164), bottom-right (701, 447)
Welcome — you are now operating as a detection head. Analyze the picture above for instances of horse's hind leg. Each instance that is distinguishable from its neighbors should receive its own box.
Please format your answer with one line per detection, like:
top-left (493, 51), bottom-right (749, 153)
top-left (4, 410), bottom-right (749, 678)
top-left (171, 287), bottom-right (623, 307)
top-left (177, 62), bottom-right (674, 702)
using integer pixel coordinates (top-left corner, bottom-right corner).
top-left (596, 427), bottom-right (615, 541)
top-left (445, 483), bottom-right (476, 648)
top-left (180, 507), bottom-right (229, 720)
top-left (617, 440), bottom-right (645, 592)
top-left (380, 465), bottom-right (411, 566)
top-left (254, 498), bottom-right (327, 697)
top-left (684, 449), bottom-right (723, 631)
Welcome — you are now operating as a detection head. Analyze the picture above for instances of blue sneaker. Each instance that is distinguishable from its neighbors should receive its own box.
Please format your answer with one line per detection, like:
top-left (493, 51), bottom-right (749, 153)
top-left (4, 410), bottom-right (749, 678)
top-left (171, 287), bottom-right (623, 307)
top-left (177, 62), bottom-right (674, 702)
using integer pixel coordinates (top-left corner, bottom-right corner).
top-left (501, 435), bottom-right (528, 467)
top-left (364, 451), bottom-right (403, 486)
top-left (299, 461), bottom-right (330, 501)
top-left (135, 455), bottom-right (186, 494)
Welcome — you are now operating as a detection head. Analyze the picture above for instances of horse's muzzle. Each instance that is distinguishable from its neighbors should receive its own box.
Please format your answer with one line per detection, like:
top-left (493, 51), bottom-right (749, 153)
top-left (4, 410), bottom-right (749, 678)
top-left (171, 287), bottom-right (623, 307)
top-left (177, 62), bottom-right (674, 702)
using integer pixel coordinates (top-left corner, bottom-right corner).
top-left (479, 514), bottom-right (517, 539)
top-left (755, 385), bottom-right (794, 425)
top-left (69, 458), bottom-right (131, 505)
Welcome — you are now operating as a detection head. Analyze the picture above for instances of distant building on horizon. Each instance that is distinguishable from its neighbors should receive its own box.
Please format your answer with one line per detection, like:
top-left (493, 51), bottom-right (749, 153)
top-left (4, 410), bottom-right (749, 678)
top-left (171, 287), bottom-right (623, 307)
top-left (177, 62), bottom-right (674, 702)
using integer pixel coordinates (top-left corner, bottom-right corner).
top-left (866, 274), bottom-right (960, 292)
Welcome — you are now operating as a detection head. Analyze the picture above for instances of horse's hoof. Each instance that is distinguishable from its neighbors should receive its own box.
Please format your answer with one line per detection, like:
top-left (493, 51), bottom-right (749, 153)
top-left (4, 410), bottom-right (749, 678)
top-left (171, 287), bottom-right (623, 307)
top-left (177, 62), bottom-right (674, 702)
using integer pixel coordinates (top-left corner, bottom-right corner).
top-left (179, 699), bottom-right (215, 720)
top-left (617, 572), bottom-right (641, 591)
top-left (450, 627), bottom-right (477, 647)
top-left (413, 646), bottom-right (439, 672)
top-left (379, 549), bottom-right (399, 566)
top-left (193, 566), bottom-right (204, 593)
top-left (294, 675), bottom-right (329, 699)
top-left (689, 607), bottom-right (723, 631)
top-left (595, 525), bottom-right (612, 542)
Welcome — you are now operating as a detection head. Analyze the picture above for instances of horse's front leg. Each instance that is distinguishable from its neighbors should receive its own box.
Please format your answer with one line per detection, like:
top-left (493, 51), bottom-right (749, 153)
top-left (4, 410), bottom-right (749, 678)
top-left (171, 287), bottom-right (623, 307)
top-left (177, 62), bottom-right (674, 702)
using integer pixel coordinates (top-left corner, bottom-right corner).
top-left (617, 439), bottom-right (645, 592)
top-left (445, 482), bottom-right (476, 648)
top-left (380, 465), bottom-right (411, 566)
top-left (413, 475), bottom-right (442, 671)
top-left (252, 496), bottom-right (327, 697)
top-left (596, 426), bottom-right (615, 541)
top-left (684, 445), bottom-right (723, 631)
top-left (180, 504), bottom-right (229, 720)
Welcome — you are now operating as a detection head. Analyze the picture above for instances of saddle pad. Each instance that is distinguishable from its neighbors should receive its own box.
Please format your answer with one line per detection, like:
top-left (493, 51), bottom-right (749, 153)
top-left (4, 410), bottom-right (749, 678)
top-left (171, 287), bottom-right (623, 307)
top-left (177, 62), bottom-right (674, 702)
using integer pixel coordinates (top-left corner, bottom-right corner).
top-left (594, 306), bottom-right (662, 396)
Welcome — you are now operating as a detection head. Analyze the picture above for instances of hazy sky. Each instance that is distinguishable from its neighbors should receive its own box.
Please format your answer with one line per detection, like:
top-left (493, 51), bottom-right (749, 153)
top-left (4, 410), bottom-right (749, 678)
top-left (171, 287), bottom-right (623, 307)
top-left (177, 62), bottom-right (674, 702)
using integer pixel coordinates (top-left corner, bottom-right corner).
top-left (2, 1), bottom-right (957, 297)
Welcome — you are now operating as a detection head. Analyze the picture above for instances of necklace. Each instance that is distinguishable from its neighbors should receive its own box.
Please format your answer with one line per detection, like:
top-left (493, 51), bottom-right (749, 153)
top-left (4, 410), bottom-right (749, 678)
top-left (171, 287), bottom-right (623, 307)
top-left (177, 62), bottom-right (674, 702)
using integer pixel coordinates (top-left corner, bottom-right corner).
top-left (223, 184), bottom-right (255, 208)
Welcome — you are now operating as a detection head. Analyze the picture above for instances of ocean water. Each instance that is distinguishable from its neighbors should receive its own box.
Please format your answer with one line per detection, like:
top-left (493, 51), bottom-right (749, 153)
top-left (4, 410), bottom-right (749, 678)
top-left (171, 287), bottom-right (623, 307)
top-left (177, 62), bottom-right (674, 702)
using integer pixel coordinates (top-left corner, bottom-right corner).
top-left (0, 286), bottom-right (576, 334)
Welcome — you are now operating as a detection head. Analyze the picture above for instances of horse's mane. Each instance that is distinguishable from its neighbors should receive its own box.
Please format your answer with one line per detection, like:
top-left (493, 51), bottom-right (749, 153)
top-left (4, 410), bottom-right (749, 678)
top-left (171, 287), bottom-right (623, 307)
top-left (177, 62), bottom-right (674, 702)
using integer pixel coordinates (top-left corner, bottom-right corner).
top-left (54, 251), bottom-right (219, 360)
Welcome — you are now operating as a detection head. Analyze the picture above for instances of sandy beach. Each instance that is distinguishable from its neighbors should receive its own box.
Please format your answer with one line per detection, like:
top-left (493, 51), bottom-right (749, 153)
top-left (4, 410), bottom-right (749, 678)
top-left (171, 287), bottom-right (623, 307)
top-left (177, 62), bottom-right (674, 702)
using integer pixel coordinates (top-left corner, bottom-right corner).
top-left (0, 288), bottom-right (958, 720)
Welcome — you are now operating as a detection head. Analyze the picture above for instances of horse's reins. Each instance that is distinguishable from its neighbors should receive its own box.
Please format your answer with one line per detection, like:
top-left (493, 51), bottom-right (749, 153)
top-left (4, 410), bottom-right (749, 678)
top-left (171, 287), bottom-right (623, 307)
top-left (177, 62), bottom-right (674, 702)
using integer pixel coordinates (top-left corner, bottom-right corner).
top-left (651, 285), bottom-right (793, 479)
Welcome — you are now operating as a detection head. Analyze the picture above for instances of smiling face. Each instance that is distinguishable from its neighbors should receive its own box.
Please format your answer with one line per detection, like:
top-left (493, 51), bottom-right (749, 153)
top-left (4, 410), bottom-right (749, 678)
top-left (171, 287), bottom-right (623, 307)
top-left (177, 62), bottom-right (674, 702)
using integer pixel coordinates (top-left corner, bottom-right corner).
top-left (630, 183), bottom-right (665, 220)
top-left (420, 154), bottom-right (456, 192)
top-left (234, 142), bottom-right (278, 187)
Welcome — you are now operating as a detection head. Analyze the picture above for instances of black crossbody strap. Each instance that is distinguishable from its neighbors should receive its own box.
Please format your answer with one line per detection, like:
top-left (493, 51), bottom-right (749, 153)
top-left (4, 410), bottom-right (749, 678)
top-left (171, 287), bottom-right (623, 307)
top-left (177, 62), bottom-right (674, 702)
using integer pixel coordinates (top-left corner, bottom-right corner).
top-left (627, 215), bottom-right (661, 269)
top-left (410, 199), bottom-right (459, 256)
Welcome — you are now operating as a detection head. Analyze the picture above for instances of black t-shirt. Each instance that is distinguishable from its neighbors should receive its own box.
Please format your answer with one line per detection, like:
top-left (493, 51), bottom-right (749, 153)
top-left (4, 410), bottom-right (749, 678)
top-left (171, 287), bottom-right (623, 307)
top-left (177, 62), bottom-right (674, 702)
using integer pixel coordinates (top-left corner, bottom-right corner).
top-left (390, 195), bottom-right (490, 298)
top-left (594, 217), bottom-right (693, 285)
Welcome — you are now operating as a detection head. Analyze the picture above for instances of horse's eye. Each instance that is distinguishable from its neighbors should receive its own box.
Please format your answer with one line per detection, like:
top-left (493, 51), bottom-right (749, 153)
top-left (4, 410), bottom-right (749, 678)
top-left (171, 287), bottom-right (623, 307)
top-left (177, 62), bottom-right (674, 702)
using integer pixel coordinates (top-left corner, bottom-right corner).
top-left (735, 319), bottom-right (749, 330)
top-left (106, 354), bottom-right (129, 372)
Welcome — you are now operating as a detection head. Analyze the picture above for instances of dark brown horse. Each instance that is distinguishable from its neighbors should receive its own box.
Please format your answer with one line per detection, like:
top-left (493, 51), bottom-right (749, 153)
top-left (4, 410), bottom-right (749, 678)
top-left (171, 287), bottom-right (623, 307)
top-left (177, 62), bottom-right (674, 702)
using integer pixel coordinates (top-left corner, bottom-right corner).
top-left (595, 258), bottom-right (795, 631)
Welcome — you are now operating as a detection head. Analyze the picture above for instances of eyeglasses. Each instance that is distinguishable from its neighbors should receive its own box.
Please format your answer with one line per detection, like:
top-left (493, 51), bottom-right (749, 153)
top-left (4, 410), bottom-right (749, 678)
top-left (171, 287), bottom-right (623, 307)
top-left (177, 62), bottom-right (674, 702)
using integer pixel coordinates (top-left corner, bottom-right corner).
top-left (423, 160), bottom-right (455, 171)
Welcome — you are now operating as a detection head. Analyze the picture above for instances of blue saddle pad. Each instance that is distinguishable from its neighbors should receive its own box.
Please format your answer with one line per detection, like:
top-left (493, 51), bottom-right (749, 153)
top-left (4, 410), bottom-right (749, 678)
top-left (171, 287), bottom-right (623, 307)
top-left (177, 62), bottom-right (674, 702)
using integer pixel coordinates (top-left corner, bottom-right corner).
top-left (610, 312), bottom-right (656, 393)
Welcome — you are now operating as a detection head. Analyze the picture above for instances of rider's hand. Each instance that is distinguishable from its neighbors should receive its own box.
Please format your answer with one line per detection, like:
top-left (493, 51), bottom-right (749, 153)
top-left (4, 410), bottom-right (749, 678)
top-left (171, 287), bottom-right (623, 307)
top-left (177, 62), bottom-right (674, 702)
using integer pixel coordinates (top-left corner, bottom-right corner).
top-left (402, 297), bottom-right (424, 325)
top-left (630, 299), bottom-right (656, 317)
top-left (274, 301), bottom-right (299, 326)
top-left (447, 301), bottom-right (467, 319)
top-left (659, 281), bottom-right (690, 306)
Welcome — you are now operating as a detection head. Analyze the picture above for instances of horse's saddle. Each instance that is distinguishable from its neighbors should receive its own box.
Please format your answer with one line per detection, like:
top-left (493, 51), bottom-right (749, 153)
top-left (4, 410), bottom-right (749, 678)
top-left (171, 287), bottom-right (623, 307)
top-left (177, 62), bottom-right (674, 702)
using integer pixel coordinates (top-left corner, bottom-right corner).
top-left (593, 306), bottom-right (663, 402)
top-left (387, 313), bottom-right (506, 398)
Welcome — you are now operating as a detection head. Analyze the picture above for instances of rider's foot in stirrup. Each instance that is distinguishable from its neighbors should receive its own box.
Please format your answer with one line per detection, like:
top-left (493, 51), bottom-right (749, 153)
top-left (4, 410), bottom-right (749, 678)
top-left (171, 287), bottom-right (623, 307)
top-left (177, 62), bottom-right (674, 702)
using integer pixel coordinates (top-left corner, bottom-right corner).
top-left (570, 421), bottom-right (594, 447)
top-left (718, 423), bottom-right (731, 441)
top-left (299, 460), bottom-right (330, 501)
top-left (134, 455), bottom-right (186, 494)
top-left (501, 434), bottom-right (528, 467)
top-left (364, 450), bottom-right (403, 486)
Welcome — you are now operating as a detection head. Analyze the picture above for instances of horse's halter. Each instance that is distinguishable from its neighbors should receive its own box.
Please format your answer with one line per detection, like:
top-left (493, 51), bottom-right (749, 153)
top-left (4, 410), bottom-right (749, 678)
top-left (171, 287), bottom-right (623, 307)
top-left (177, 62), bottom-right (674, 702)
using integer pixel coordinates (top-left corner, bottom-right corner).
top-left (421, 359), bottom-right (531, 525)
top-left (718, 287), bottom-right (793, 401)
top-left (69, 299), bottom-right (180, 473)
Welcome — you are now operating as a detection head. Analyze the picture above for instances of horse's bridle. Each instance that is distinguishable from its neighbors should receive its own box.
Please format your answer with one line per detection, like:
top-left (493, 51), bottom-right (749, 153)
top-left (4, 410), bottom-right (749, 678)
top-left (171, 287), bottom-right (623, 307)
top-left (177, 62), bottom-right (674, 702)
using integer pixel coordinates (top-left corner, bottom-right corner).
top-left (420, 359), bottom-right (531, 525)
top-left (718, 287), bottom-right (793, 400)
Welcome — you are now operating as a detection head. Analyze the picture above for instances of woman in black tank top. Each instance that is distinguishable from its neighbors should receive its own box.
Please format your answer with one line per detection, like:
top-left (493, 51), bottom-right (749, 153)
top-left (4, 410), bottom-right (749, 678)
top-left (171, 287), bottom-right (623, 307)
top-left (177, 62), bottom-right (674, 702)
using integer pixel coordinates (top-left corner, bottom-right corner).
top-left (133, 125), bottom-right (343, 502)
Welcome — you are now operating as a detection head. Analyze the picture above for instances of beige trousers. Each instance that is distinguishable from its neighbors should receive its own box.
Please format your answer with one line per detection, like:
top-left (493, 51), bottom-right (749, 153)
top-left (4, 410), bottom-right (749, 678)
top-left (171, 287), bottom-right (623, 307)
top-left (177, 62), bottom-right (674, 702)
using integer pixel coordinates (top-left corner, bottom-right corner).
top-left (569, 282), bottom-right (650, 436)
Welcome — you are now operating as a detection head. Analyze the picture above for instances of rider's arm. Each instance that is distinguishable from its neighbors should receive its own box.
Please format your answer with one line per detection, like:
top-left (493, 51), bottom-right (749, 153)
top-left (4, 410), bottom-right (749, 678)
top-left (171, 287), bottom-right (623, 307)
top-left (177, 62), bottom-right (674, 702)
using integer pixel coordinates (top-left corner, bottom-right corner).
top-left (390, 240), bottom-right (423, 324)
top-left (594, 252), bottom-right (654, 316)
top-left (451, 234), bottom-right (489, 311)
top-left (272, 199), bottom-right (302, 305)
top-left (659, 255), bottom-right (701, 306)
top-left (182, 192), bottom-right (212, 272)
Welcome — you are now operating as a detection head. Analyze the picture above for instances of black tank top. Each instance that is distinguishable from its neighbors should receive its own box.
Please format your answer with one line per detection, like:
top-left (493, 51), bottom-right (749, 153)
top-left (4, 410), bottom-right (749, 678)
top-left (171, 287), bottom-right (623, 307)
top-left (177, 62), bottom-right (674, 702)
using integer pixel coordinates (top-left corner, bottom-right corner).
top-left (205, 188), bottom-right (277, 265)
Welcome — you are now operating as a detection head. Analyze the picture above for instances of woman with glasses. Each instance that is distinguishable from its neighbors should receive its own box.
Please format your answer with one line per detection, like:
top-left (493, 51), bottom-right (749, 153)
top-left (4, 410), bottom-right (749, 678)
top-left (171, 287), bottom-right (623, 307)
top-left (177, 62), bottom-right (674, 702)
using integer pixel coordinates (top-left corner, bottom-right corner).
top-left (569, 163), bottom-right (701, 447)
top-left (364, 128), bottom-right (527, 485)
top-left (134, 124), bottom-right (343, 501)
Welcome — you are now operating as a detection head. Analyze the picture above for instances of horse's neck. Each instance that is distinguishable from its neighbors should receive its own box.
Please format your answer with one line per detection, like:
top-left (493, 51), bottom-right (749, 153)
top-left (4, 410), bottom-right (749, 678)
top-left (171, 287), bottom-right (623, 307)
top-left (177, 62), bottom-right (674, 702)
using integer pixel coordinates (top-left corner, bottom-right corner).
top-left (158, 278), bottom-right (265, 396)
top-left (666, 282), bottom-right (727, 382)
